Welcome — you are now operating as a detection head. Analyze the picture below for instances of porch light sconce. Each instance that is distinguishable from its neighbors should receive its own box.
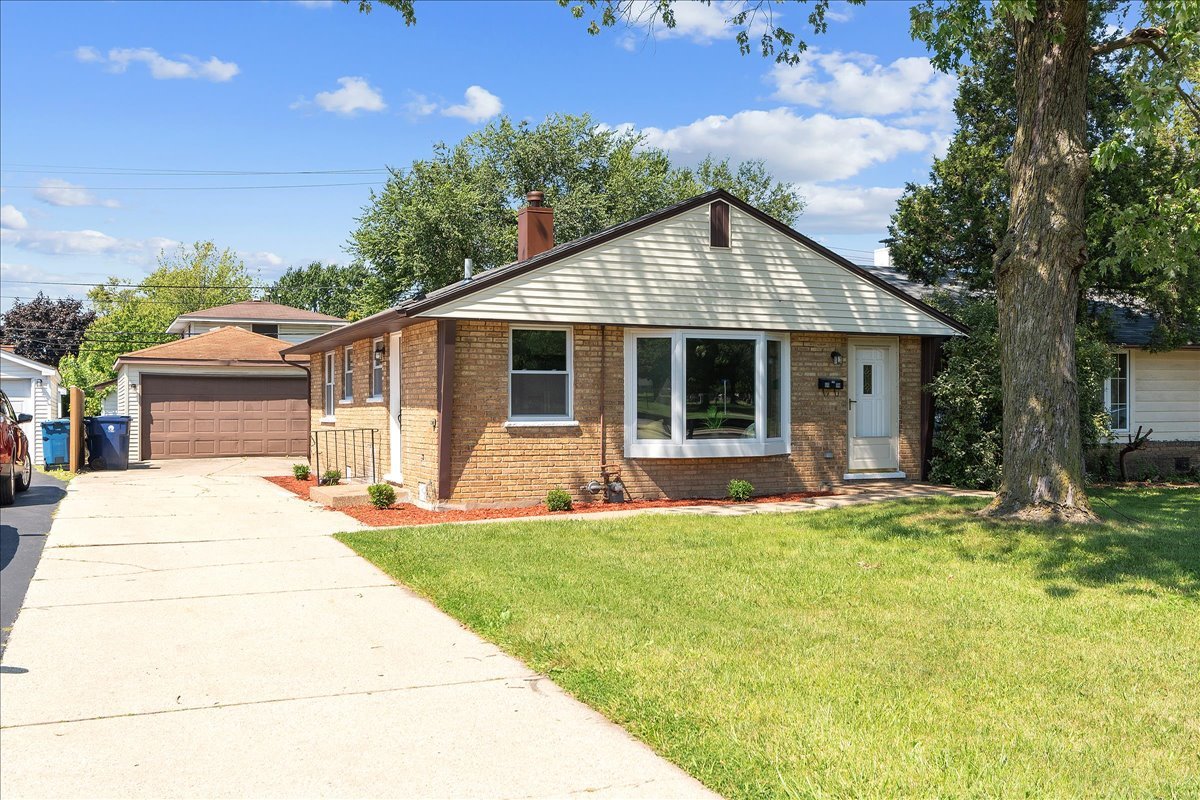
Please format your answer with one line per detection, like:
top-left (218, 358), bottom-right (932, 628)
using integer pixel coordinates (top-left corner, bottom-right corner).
top-left (375, 341), bottom-right (385, 357)
top-left (830, 350), bottom-right (844, 366)
top-left (35, 378), bottom-right (43, 388)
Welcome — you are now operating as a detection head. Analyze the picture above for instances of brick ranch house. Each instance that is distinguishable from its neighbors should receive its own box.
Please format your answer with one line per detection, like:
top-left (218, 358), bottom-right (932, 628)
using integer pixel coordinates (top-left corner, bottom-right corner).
top-left (284, 189), bottom-right (967, 509)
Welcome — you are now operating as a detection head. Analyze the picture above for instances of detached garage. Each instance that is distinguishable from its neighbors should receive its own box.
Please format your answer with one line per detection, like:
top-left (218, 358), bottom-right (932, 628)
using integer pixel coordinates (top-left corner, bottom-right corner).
top-left (115, 327), bottom-right (309, 462)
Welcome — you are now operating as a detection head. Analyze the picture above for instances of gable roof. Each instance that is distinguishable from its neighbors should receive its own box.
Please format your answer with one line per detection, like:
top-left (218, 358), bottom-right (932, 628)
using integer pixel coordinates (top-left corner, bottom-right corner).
top-left (167, 300), bottom-right (345, 334)
top-left (284, 189), bottom-right (967, 355)
top-left (116, 326), bottom-right (303, 367)
top-left (0, 348), bottom-right (59, 377)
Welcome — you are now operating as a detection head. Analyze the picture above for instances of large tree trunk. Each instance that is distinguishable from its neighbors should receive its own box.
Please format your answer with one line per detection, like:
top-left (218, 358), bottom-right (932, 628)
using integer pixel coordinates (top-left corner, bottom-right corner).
top-left (983, 0), bottom-right (1099, 522)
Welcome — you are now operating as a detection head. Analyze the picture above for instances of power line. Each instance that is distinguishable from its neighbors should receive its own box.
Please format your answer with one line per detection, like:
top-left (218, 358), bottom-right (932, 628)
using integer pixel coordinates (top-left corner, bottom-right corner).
top-left (0, 181), bottom-right (384, 190)
top-left (1, 163), bottom-right (390, 176)
top-left (3, 279), bottom-right (275, 289)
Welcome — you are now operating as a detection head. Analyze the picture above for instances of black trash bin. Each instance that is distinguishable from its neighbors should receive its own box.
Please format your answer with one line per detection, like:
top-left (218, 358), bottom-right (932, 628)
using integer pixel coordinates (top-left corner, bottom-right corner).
top-left (85, 415), bottom-right (131, 470)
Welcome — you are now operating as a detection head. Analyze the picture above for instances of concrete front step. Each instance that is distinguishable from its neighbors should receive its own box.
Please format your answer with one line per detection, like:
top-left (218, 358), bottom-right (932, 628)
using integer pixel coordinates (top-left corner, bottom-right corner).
top-left (309, 483), bottom-right (411, 508)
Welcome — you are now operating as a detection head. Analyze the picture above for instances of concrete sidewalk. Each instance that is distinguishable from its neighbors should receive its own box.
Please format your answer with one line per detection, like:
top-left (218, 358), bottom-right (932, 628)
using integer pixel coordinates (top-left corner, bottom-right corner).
top-left (0, 458), bottom-right (715, 799)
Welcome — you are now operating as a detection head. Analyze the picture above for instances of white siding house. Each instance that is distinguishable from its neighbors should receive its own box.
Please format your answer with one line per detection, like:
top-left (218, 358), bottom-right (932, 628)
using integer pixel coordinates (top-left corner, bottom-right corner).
top-left (0, 349), bottom-right (61, 466)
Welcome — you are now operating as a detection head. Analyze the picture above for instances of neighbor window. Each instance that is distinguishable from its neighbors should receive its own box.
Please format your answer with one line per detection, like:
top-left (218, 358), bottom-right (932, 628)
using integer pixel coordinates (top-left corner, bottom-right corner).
top-left (323, 352), bottom-right (335, 417)
top-left (342, 346), bottom-right (354, 402)
top-left (627, 330), bottom-right (788, 458)
top-left (1105, 351), bottom-right (1129, 432)
top-left (251, 323), bottom-right (279, 338)
top-left (370, 338), bottom-right (385, 399)
top-left (509, 327), bottom-right (571, 420)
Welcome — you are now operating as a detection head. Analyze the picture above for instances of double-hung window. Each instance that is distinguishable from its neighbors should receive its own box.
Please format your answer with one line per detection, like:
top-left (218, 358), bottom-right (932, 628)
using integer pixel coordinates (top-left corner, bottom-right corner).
top-left (509, 327), bottom-right (572, 421)
top-left (1105, 351), bottom-right (1130, 433)
top-left (323, 352), bottom-right (335, 417)
top-left (342, 346), bottom-right (354, 402)
top-left (626, 329), bottom-right (788, 458)
top-left (370, 338), bottom-right (385, 400)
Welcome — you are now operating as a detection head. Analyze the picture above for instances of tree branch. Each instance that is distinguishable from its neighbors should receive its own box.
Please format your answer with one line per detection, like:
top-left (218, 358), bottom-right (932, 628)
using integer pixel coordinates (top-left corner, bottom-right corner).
top-left (1091, 26), bottom-right (1166, 56)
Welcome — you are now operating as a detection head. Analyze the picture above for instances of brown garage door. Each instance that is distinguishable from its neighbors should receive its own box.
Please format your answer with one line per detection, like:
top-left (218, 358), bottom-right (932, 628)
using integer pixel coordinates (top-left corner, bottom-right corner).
top-left (141, 375), bottom-right (309, 460)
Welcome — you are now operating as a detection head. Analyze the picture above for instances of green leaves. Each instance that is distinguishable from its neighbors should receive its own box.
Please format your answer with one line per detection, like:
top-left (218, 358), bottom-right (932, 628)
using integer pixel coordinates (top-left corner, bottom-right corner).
top-left (348, 113), bottom-right (803, 311)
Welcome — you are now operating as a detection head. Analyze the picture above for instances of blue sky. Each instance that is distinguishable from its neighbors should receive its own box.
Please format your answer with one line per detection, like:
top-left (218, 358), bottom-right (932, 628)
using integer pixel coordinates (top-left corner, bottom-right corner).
top-left (1, 0), bottom-right (957, 305)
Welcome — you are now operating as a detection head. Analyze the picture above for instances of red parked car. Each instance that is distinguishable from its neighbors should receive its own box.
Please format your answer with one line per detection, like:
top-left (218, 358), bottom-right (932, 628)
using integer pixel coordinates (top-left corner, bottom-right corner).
top-left (0, 390), bottom-right (34, 505)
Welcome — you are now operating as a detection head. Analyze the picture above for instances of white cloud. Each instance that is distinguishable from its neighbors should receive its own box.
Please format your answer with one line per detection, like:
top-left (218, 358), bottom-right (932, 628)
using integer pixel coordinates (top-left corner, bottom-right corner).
top-left (793, 184), bottom-right (905, 234)
top-left (770, 50), bottom-right (957, 120)
top-left (823, 2), bottom-right (856, 23)
top-left (0, 262), bottom-right (92, 301)
top-left (1, 226), bottom-right (178, 264)
top-left (77, 46), bottom-right (240, 82)
top-left (293, 0), bottom-right (334, 7)
top-left (296, 76), bottom-right (387, 116)
top-left (634, 108), bottom-right (930, 182)
top-left (1, 204), bottom-right (28, 230)
top-left (404, 92), bottom-right (439, 117)
top-left (441, 85), bottom-right (503, 123)
top-left (33, 179), bottom-right (120, 209)
top-left (240, 250), bottom-right (284, 269)
top-left (617, 1), bottom-right (771, 50)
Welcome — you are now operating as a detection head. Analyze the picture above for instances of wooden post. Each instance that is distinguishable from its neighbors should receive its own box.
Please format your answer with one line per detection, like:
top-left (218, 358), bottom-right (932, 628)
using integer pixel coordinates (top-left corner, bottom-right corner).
top-left (69, 386), bottom-right (84, 473)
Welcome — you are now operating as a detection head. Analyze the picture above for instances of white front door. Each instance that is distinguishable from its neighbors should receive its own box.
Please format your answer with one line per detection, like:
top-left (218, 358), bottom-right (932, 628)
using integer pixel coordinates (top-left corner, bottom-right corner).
top-left (847, 340), bottom-right (899, 474)
top-left (385, 332), bottom-right (403, 482)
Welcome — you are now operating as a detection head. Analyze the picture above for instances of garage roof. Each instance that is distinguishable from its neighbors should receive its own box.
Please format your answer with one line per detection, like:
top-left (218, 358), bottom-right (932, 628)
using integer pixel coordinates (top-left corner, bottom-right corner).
top-left (115, 326), bottom-right (306, 367)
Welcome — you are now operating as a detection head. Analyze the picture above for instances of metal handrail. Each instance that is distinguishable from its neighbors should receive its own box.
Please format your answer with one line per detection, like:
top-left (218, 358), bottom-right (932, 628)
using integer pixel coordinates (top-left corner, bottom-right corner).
top-left (311, 427), bottom-right (380, 484)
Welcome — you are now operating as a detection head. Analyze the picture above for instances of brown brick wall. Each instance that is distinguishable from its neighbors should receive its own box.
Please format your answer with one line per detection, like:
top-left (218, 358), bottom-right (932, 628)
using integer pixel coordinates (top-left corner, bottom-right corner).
top-left (308, 336), bottom-right (391, 482)
top-left (399, 321), bottom-right (440, 501)
top-left (442, 322), bottom-right (924, 508)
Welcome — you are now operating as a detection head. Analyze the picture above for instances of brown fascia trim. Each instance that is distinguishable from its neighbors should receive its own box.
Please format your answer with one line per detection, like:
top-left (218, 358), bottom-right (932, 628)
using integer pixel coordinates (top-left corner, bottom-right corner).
top-left (404, 188), bottom-right (970, 335)
top-left (435, 319), bottom-right (457, 501)
top-left (281, 308), bottom-right (409, 356)
top-left (115, 358), bottom-right (306, 368)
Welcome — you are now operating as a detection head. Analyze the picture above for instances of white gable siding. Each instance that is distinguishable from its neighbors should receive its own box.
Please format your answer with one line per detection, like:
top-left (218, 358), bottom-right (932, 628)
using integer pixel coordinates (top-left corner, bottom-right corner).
top-left (423, 205), bottom-right (960, 336)
top-left (1, 354), bottom-right (59, 465)
top-left (1131, 349), bottom-right (1200, 441)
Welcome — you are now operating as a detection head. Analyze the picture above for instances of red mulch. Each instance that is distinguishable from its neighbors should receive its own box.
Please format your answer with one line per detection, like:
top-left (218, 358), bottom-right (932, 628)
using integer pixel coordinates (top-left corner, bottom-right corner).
top-left (265, 475), bottom-right (835, 528)
top-left (265, 474), bottom-right (317, 500)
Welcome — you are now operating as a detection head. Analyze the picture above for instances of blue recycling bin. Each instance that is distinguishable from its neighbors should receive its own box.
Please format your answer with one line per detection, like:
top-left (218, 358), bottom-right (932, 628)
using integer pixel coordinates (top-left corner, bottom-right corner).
top-left (85, 415), bottom-right (131, 471)
top-left (41, 419), bottom-right (72, 468)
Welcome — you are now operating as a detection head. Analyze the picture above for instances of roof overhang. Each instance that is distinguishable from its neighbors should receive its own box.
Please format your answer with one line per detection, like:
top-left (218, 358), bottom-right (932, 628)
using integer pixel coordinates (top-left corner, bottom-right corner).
top-left (166, 317), bottom-right (348, 335)
top-left (0, 349), bottom-right (59, 376)
top-left (115, 357), bottom-right (307, 369)
top-left (282, 308), bottom-right (412, 356)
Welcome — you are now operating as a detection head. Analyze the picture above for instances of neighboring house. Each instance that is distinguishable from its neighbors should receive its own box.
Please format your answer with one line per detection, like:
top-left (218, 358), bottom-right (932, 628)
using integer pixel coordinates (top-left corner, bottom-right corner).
top-left (114, 327), bottom-right (310, 461)
top-left (0, 346), bottom-right (61, 467)
top-left (1089, 299), bottom-right (1200, 476)
top-left (167, 299), bottom-right (346, 343)
top-left (863, 260), bottom-right (1200, 477)
top-left (284, 189), bottom-right (966, 509)
top-left (94, 379), bottom-right (119, 415)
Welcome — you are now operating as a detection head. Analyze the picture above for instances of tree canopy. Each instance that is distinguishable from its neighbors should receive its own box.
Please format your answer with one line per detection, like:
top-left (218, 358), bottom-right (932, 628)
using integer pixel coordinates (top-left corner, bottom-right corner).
top-left (349, 113), bottom-right (804, 312)
top-left (0, 293), bottom-right (96, 366)
top-left (268, 261), bottom-right (369, 321)
top-left (889, 8), bottom-right (1200, 349)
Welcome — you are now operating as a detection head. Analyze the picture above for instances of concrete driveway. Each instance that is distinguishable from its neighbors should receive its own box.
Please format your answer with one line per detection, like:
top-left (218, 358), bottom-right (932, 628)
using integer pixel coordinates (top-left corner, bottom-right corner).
top-left (0, 458), bottom-right (713, 799)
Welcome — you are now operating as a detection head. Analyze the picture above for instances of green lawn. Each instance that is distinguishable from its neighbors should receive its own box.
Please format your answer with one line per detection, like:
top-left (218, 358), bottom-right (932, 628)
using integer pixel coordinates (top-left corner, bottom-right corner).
top-left (338, 488), bottom-right (1200, 799)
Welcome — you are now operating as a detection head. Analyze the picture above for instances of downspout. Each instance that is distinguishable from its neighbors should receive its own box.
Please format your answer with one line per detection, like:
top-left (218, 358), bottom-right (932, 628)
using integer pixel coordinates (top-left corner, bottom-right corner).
top-left (280, 352), bottom-right (313, 471)
top-left (600, 324), bottom-right (607, 474)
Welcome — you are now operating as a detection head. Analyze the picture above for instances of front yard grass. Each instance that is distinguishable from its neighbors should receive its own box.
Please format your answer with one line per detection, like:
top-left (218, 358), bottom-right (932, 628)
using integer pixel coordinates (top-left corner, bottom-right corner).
top-left (338, 488), bottom-right (1199, 799)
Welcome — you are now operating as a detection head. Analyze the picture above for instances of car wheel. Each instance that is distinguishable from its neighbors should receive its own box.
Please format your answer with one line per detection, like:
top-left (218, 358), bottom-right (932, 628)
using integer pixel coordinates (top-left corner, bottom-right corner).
top-left (15, 450), bottom-right (32, 492)
top-left (0, 469), bottom-right (14, 506)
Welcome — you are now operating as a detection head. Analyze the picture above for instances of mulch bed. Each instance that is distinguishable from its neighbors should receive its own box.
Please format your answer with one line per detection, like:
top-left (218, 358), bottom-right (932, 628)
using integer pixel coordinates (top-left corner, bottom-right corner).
top-left (266, 475), bottom-right (835, 528)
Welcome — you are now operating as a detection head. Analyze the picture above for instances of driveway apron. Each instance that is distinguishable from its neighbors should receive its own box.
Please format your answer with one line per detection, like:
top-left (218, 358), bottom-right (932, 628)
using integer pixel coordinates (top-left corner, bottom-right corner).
top-left (0, 457), bottom-right (714, 799)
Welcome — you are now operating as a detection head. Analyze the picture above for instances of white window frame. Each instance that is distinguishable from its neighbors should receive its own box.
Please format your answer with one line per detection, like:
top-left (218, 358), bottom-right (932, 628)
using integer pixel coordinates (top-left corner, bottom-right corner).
top-left (624, 328), bottom-right (790, 459)
top-left (369, 337), bottom-right (385, 401)
top-left (1104, 349), bottom-right (1132, 434)
top-left (322, 352), bottom-right (336, 420)
top-left (341, 345), bottom-right (354, 403)
top-left (508, 325), bottom-right (574, 423)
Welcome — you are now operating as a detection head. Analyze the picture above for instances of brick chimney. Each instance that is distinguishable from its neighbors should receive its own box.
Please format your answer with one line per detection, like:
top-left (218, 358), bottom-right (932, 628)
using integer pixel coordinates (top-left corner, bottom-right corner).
top-left (517, 190), bottom-right (554, 261)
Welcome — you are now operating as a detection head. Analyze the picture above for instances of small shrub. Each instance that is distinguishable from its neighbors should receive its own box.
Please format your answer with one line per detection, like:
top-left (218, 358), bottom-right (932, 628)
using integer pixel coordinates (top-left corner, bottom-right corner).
top-left (320, 469), bottom-right (342, 486)
top-left (292, 463), bottom-right (311, 481)
top-left (368, 483), bottom-right (396, 509)
top-left (546, 488), bottom-right (573, 512)
top-left (728, 479), bottom-right (754, 502)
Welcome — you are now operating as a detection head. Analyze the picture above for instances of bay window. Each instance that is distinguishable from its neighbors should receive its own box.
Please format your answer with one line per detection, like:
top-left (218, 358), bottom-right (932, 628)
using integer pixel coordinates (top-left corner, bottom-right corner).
top-left (626, 330), bottom-right (788, 458)
top-left (509, 326), bottom-right (572, 421)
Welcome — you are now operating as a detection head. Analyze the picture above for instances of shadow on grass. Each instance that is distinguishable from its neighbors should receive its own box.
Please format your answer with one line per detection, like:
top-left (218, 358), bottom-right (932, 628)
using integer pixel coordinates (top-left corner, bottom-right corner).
top-left (837, 488), bottom-right (1199, 595)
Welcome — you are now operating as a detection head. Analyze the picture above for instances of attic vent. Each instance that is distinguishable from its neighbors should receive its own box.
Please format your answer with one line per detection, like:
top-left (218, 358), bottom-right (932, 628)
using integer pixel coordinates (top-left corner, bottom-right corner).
top-left (710, 200), bottom-right (730, 248)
